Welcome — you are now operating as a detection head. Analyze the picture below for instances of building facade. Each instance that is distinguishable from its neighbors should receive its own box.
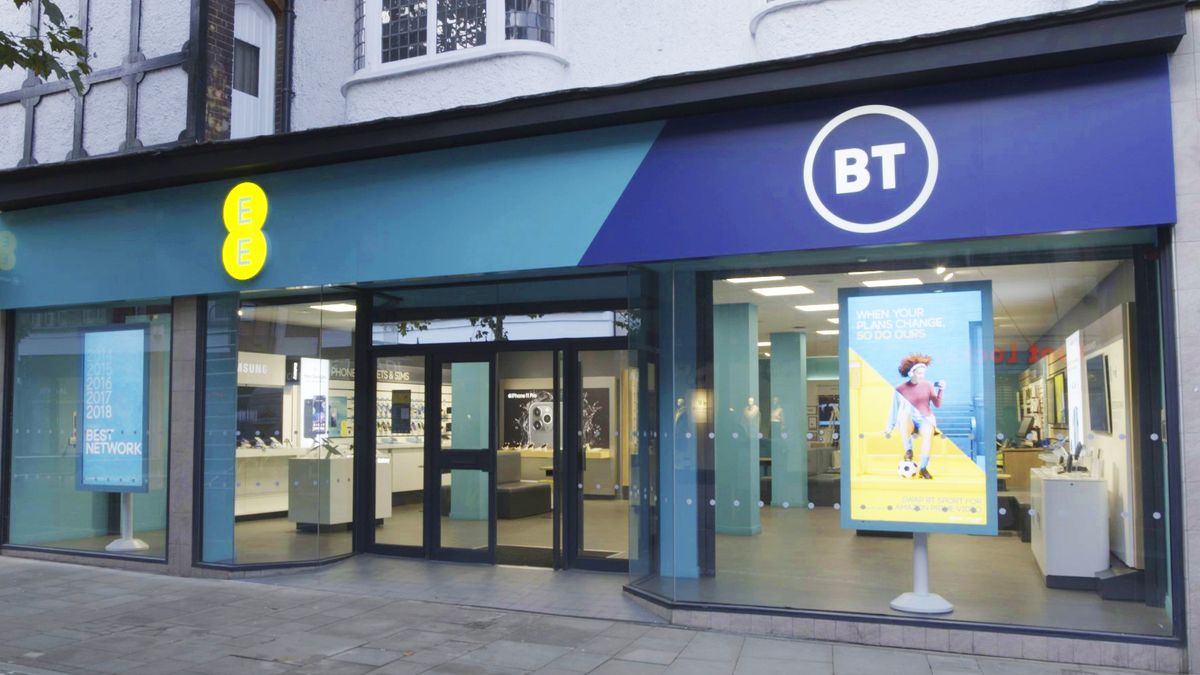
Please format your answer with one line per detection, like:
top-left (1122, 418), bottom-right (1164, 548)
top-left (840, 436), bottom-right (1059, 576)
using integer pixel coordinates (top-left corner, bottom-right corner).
top-left (0, 0), bottom-right (1196, 672)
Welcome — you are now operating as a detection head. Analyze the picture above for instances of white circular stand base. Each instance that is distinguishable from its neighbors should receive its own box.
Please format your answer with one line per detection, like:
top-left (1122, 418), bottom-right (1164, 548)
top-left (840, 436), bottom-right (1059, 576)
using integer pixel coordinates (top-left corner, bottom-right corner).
top-left (105, 537), bottom-right (149, 552)
top-left (890, 592), bottom-right (953, 614)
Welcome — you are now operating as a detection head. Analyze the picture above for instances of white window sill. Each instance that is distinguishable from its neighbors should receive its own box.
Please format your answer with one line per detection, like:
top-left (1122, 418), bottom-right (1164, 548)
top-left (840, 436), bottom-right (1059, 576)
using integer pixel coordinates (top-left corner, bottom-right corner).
top-left (342, 39), bottom-right (568, 96)
top-left (750, 0), bottom-right (830, 37)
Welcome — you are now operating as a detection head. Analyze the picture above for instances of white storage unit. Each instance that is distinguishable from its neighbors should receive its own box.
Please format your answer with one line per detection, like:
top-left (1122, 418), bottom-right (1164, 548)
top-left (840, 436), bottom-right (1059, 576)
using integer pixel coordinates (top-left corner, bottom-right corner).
top-left (1030, 467), bottom-right (1110, 583)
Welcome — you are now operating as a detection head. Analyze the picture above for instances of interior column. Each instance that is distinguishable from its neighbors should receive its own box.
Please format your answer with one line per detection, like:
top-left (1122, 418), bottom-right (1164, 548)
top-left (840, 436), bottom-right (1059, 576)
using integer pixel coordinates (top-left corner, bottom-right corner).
top-left (770, 331), bottom-right (808, 506)
top-left (713, 303), bottom-right (761, 535)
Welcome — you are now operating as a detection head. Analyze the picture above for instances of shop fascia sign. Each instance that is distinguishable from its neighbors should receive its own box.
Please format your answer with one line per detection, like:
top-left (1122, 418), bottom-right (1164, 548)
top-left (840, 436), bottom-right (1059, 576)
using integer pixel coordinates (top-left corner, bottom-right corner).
top-left (803, 104), bottom-right (938, 235)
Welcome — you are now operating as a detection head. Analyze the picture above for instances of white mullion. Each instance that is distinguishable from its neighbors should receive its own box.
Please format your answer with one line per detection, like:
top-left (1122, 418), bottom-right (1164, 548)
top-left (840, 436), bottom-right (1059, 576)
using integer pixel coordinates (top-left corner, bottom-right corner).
top-left (486, 0), bottom-right (505, 46)
top-left (427, 0), bottom-right (438, 55)
top-left (366, 0), bottom-right (382, 68)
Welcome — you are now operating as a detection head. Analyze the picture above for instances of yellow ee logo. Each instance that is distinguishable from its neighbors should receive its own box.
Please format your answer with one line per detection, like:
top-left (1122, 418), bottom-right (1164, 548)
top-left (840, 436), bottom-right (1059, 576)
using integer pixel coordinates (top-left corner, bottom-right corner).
top-left (221, 182), bottom-right (268, 281)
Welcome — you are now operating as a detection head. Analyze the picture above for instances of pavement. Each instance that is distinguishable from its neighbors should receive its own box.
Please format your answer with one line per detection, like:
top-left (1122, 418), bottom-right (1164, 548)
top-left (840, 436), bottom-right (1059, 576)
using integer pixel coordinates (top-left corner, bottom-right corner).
top-left (0, 556), bottom-right (1167, 675)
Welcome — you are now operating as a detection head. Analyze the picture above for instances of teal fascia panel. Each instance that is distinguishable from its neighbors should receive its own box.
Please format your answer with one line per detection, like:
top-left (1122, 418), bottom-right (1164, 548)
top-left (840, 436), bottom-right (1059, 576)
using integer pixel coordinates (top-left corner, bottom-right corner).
top-left (0, 123), bottom-right (664, 310)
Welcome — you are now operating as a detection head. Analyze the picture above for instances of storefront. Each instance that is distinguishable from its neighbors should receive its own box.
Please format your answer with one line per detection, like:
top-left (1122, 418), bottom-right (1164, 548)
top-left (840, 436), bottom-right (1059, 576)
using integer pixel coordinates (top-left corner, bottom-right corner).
top-left (0, 42), bottom-right (1187, 671)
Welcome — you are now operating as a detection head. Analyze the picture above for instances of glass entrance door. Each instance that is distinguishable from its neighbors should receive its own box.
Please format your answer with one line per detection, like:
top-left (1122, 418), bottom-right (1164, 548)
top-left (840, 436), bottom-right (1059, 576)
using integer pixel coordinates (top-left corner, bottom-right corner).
top-left (432, 355), bottom-right (495, 563)
top-left (565, 349), bottom-right (635, 571)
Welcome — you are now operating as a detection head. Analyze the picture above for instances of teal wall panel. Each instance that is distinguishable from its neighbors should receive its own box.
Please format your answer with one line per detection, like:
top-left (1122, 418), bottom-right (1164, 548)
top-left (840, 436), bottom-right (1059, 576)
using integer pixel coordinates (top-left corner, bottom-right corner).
top-left (450, 362), bottom-right (490, 521)
top-left (713, 303), bottom-right (760, 536)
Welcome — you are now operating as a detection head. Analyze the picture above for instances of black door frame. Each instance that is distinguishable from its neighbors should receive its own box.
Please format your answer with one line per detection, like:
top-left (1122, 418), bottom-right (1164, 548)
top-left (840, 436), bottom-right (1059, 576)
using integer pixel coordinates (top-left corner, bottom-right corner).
top-left (362, 337), bottom-right (631, 572)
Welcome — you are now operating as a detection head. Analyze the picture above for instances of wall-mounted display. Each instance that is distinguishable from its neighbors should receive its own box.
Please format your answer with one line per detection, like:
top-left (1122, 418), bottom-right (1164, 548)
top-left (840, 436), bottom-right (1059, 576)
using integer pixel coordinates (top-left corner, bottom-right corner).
top-left (1087, 354), bottom-right (1112, 434)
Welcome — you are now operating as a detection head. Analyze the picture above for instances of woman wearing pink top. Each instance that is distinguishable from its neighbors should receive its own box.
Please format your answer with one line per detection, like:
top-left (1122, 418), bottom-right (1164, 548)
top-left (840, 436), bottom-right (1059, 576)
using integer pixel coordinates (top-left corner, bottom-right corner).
top-left (884, 354), bottom-right (945, 480)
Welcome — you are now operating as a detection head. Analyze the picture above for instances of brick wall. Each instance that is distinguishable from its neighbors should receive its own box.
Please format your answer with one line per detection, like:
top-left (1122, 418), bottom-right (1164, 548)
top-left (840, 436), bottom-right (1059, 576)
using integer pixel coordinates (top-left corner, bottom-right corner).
top-left (206, 0), bottom-right (234, 141)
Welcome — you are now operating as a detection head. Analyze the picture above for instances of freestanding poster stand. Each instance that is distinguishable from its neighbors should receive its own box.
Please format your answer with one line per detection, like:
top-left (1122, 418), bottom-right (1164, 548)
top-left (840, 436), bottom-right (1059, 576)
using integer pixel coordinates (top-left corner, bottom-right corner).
top-left (105, 492), bottom-right (149, 552)
top-left (890, 532), bottom-right (953, 614)
top-left (838, 283), bottom-right (997, 618)
top-left (79, 326), bottom-right (152, 552)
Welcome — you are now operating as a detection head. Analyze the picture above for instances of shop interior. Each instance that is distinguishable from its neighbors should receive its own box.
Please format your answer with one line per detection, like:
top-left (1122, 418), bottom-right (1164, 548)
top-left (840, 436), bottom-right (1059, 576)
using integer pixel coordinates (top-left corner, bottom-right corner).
top-left (685, 256), bottom-right (1173, 636)
top-left (228, 302), bottom-right (632, 567)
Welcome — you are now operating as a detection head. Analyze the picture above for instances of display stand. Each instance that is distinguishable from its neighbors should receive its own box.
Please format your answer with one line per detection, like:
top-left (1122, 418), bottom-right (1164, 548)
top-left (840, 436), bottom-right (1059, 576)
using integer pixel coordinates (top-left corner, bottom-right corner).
top-left (105, 492), bottom-right (149, 552)
top-left (889, 532), bottom-right (952, 614)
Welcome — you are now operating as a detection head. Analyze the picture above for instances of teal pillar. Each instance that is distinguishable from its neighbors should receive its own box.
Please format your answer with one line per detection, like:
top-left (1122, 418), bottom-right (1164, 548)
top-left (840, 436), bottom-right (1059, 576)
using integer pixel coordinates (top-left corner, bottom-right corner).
top-left (770, 332), bottom-right (808, 506)
top-left (450, 362), bottom-right (489, 520)
top-left (714, 303), bottom-right (760, 535)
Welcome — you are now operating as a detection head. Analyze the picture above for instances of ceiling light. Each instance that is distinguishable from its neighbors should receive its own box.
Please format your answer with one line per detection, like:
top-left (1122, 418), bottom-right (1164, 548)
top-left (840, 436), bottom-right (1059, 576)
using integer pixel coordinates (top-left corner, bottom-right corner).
top-left (936, 266), bottom-right (946, 275)
top-left (757, 341), bottom-right (770, 347)
top-left (943, 272), bottom-right (955, 281)
top-left (752, 285), bottom-right (814, 297)
top-left (726, 276), bottom-right (785, 284)
top-left (795, 303), bottom-right (839, 312)
top-left (862, 278), bottom-right (923, 288)
top-left (827, 318), bottom-right (839, 325)
top-left (310, 302), bottom-right (357, 313)
top-left (847, 270), bottom-right (884, 276)
top-left (764, 352), bottom-right (771, 357)
top-left (816, 329), bottom-right (840, 336)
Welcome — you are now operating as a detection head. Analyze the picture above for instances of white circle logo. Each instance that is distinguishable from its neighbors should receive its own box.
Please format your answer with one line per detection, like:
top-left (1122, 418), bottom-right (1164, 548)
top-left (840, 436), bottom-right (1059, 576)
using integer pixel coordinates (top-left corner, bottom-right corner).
top-left (803, 105), bottom-right (939, 234)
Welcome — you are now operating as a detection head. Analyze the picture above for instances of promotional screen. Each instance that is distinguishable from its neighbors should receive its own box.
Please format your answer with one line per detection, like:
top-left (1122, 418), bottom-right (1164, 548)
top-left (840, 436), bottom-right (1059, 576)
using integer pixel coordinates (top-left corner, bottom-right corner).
top-left (839, 282), bottom-right (996, 535)
top-left (78, 327), bottom-right (149, 492)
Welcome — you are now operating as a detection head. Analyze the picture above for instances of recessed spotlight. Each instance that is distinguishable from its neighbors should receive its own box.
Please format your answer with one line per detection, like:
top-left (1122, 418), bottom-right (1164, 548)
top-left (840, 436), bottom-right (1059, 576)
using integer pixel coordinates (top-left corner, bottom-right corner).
top-left (795, 303), bottom-right (839, 312)
top-left (816, 329), bottom-right (840, 336)
top-left (752, 285), bottom-right (814, 297)
top-left (764, 352), bottom-right (771, 357)
top-left (862, 278), bottom-right (923, 288)
top-left (936, 266), bottom-right (946, 275)
top-left (847, 271), bottom-right (884, 276)
top-left (827, 318), bottom-right (839, 325)
top-left (726, 276), bottom-right (785, 284)
top-left (309, 303), bottom-right (358, 313)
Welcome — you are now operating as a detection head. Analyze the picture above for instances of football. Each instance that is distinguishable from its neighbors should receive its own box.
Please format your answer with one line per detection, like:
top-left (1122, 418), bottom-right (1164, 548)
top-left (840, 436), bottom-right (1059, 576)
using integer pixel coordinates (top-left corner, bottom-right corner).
top-left (898, 460), bottom-right (919, 478)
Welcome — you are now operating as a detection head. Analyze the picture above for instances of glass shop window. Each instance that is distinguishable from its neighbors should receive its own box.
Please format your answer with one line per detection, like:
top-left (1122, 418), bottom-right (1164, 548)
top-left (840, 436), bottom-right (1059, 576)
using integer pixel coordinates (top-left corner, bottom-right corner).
top-left (200, 293), bottom-right (356, 565)
top-left (639, 236), bottom-right (1174, 638)
top-left (8, 301), bottom-right (172, 558)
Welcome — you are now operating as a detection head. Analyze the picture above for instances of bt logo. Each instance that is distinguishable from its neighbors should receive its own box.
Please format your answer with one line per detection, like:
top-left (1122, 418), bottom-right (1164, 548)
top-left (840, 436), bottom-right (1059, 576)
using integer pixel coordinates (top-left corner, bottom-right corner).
top-left (803, 105), bottom-right (939, 234)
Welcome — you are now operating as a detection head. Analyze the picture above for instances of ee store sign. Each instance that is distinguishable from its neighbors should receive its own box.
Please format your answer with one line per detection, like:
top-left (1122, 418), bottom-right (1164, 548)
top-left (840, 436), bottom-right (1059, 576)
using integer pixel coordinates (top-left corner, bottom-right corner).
top-left (803, 105), bottom-right (939, 234)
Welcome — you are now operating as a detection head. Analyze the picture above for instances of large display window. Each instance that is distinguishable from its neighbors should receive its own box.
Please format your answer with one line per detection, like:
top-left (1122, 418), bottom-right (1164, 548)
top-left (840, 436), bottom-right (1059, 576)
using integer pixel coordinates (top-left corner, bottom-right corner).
top-left (200, 292), bottom-right (356, 565)
top-left (637, 230), bottom-right (1176, 638)
top-left (7, 302), bottom-right (172, 558)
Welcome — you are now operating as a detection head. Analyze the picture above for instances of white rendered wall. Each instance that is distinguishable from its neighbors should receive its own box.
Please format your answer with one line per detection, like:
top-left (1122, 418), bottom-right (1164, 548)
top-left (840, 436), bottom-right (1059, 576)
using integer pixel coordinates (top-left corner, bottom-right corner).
top-left (292, 0), bottom-right (355, 131)
top-left (299, 0), bottom-right (1107, 128)
top-left (0, 0), bottom-right (192, 168)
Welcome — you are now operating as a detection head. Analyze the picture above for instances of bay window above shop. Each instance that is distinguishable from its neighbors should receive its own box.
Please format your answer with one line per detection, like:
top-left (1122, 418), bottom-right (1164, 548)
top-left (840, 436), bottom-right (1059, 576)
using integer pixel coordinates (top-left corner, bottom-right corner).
top-left (352, 0), bottom-right (560, 80)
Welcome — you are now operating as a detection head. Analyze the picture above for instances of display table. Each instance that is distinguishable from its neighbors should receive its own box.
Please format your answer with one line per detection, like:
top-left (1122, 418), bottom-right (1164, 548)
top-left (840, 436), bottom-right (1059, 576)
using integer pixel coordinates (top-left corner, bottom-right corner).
top-left (287, 456), bottom-right (392, 528)
top-left (1029, 467), bottom-right (1109, 588)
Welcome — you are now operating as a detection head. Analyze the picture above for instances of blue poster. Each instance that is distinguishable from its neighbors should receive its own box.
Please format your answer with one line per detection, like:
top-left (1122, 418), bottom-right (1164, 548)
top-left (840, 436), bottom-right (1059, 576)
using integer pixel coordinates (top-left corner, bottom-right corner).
top-left (78, 327), bottom-right (149, 492)
top-left (839, 282), bottom-right (996, 535)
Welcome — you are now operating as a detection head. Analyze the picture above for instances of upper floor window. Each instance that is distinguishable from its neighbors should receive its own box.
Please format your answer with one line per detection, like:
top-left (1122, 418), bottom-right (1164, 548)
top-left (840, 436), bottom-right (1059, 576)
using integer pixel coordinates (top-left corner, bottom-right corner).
top-left (371, 0), bottom-right (553, 66)
top-left (505, 0), bottom-right (553, 43)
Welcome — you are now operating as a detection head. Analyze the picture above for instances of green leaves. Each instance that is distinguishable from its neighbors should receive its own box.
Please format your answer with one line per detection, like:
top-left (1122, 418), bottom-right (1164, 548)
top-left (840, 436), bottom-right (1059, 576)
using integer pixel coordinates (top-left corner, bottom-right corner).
top-left (1, 0), bottom-right (91, 94)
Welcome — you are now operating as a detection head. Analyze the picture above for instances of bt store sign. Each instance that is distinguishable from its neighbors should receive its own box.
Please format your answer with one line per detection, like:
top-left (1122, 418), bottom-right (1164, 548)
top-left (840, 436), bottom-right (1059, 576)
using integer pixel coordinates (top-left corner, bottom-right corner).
top-left (803, 105), bottom-right (939, 234)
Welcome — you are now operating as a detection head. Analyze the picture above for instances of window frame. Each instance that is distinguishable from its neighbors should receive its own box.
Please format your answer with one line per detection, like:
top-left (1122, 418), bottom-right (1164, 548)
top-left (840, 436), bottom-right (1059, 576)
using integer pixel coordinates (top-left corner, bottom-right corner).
top-left (364, 0), bottom-right (556, 71)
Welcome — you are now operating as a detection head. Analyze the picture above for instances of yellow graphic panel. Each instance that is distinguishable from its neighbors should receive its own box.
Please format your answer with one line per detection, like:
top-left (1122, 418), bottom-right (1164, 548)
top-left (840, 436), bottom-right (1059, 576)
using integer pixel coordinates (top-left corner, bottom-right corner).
top-left (846, 347), bottom-right (987, 527)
